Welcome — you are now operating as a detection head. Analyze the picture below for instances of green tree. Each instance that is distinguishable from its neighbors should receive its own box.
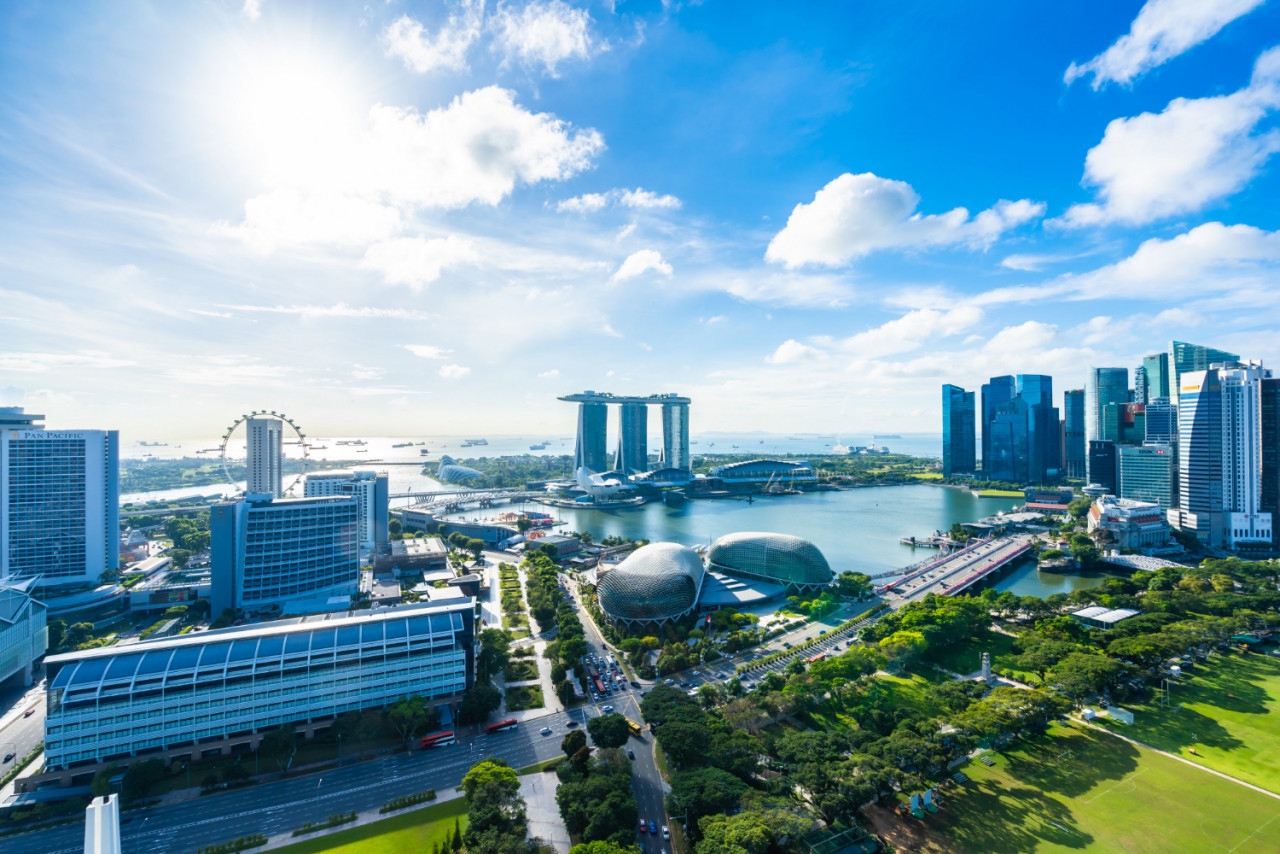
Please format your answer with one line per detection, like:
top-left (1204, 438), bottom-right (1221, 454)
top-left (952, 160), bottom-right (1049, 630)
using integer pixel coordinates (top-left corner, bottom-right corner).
top-left (90, 763), bottom-right (119, 798)
top-left (586, 713), bottom-right (631, 749)
top-left (389, 518), bottom-right (402, 535)
top-left (121, 758), bottom-right (167, 802)
top-left (569, 842), bottom-right (641, 854)
top-left (47, 619), bottom-right (66, 652)
top-left (834, 570), bottom-right (873, 599)
top-left (388, 694), bottom-right (438, 748)
top-left (64, 621), bottom-right (94, 650)
top-left (458, 685), bottom-right (503, 725)
top-left (260, 723), bottom-right (299, 771)
top-left (1048, 653), bottom-right (1127, 705)
top-left (562, 728), bottom-right (588, 758)
top-left (516, 517), bottom-right (533, 533)
top-left (452, 816), bottom-right (463, 851)
top-left (654, 720), bottom-right (710, 769)
top-left (666, 767), bottom-right (748, 842)
top-left (477, 629), bottom-right (513, 682)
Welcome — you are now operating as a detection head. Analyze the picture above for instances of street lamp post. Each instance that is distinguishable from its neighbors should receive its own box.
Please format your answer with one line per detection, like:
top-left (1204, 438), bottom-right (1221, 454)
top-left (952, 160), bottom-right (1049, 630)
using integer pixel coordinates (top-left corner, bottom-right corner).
top-left (315, 777), bottom-right (324, 827)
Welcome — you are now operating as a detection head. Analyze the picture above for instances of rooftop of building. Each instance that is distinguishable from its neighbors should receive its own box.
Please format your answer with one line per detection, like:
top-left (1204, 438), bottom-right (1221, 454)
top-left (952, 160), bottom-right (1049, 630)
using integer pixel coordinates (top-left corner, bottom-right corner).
top-left (218, 493), bottom-right (357, 509)
top-left (1071, 606), bottom-right (1139, 625)
top-left (696, 571), bottom-right (785, 607)
top-left (391, 538), bottom-right (448, 557)
top-left (558, 391), bottom-right (690, 404)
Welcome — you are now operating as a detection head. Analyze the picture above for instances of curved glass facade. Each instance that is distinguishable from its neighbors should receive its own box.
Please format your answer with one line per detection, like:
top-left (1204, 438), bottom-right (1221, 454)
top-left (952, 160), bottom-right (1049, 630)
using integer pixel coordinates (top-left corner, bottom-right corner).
top-left (437, 456), bottom-right (483, 484)
top-left (597, 542), bottom-right (704, 624)
top-left (707, 532), bottom-right (833, 590)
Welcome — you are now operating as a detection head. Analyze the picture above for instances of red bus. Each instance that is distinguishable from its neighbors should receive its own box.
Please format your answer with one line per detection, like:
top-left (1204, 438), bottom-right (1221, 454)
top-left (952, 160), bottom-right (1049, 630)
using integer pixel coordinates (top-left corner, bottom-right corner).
top-left (421, 730), bottom-right (456, 748)
top-left (486, 718), bottom-right (518, 734)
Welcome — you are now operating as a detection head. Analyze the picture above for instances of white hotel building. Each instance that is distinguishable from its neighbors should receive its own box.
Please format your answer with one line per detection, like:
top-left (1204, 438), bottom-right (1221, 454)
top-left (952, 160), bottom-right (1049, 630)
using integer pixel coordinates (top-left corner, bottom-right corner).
top-left (39, 598), bottom-right (474, 780)
top-left (1, 407), bottom-right (119, 589)
top-left (304, 470), bottom-right (389, 551)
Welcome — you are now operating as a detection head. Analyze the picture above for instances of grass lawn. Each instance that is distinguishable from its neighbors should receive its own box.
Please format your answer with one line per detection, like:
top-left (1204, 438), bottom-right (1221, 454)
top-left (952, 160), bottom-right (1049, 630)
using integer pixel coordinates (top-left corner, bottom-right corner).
top-left (976, 489), bottom-right (1025, 497)
top-left (502, 614), bottom-right (528, 629)
top-left (504, 660), bottom-right (539, 682)
top-left (873, 672), bottom-right (945, 716)
top-left (908, 472), bottom-right (944, 480)
top-left (924, 630), bottom-right (1023, 676)
top-left (865, 722), bottom-right (1280, 854)
top-left (273, 798), bottom-right (467, 854)
top-left (506, 685), bottom-right (544, 711)
top-left (1093, 651), bottom-right (1280, 794)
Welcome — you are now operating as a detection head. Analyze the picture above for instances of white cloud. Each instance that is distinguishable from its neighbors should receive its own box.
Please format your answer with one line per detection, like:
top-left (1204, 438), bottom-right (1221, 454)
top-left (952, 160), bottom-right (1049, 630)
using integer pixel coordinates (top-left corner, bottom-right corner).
top-left (1152, 307), bottom-right (1202, 327)
top-left (1065, 0), bottom-right (1267, 89)
top-left (0, 351), bottom-right (136, 372)
top-left (537, 369), bottom-right (560, 378)
top-left (383, 5), bottom-right (483, 74)
top-left (701, 315), bottom-right (726, 325)
top-left (1057, 48), bottom-right (1280, 228)
top-left (165, 355), bottom-right (294, 387)
top-left (610, 249), bottom-right (672, 282)
top-left (438, 364), bottom-right (471, 379)
top-left (718, 272), bottom-right (856, 309)
top-left (765, 173), bottom-right (1043, 268)
top-left (405, 345), bottom-right (452, 360)
top-left (188, 309), bottom-right (233, 319)
top-left (766, 340), bottom-right (825, 364)
top-left (601, 323), bottom-right (623, 338)
top-left (838, 306), bottom-right (984, 357)
top-left (214, 189), bottom-right (402, 252)
top-left (222, 304), bottom-right (434, 320)
top-left (1000, 253), bottom-right (1079, 272)
top-left (242, 0), bottom-right (262, 21)
top-left (556, 187), bottom-right (681, 213)
top-left (361, 236), bottom-right (478, 288)
top-left (492, 0), bottom-right (597, 77)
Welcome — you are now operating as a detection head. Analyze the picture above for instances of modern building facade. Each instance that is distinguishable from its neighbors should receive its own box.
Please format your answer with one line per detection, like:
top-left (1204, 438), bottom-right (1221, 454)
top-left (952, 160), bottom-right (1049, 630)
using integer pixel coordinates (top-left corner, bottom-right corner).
top-left (1, 407), bottom-right (119, 589)
top-left (987, 397), bottom-right (1029, 482)
top-left (1063, 389), bottom-right (1086, 479)
top-left (304, 470), bottom-right (389, 550)
top-left (1263, 378), bottom-right (1280, 547)
top-left (597, 543), bottom-right (705, 626)
top-left (210, 494), bottom-right (359, 615)
top-left (246, 416), bottom-right (284, 498)
top-left (1169, 341), bottom-right (1239, 407)
top-left (706, 532), bottom-right (833, 592)
top-left (941, 384), bottom-right (976, 476)
top-left (1119, 444), bottom-right (1175, 509)
top-left (0, 577), bottom-right (47, 686)
top-left (1175, 367), bottom-right (1224, 545)
top-left (436, 456), bottom-right (483, 484)
top-left (1085, 368), bottom-right (1128, 485)
top-left (980, 375), bottom-right (1015, 470)
top-left (706, 459), bottom-right (817, 484)
top-left (1101, 402), bottom-right (1145, 446)
top-left (1143, 352), bottom-right (1170, 401)
top-left (1134, 362), bottom-right (1149, 404)
top-left (615, 402), bottom-right (648, 474)
top-left (41, 599), bottom-right (475, 774)
top-left (1017, 374), bottom-right (1060, 483)
top-left (660, 400), bottom-right (690, 471)
top-left (1145, 397), bottom-right (1176, 444)
top-left (1088, 440), bottom-right (1118, 496)
top-left (561, 392), bottom-right (691, 475)
top-left (573, 401), bottom-right (608, 473)
top-left (1220, 363), bottom-right (1273, 547)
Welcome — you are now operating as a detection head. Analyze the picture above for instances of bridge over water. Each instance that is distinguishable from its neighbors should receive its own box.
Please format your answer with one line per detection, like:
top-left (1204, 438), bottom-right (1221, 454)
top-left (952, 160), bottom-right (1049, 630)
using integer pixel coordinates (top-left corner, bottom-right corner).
top-left (391, 488), bottom-right (545, 511)
top-left (878, 534), bottom-right (1034, 605)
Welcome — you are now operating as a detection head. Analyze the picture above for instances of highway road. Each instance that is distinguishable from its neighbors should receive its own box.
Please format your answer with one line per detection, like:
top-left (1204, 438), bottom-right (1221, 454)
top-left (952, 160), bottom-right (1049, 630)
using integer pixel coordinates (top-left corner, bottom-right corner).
top-left (891, 535), bottom-right (1031, 605)
top-left (0, 678), bottom-right (45, 790)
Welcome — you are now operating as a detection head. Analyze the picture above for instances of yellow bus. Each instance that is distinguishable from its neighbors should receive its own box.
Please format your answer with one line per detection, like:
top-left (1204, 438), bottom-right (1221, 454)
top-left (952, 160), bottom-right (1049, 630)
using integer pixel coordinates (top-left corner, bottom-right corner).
top-left (626, 718), bottom-right (644, 738)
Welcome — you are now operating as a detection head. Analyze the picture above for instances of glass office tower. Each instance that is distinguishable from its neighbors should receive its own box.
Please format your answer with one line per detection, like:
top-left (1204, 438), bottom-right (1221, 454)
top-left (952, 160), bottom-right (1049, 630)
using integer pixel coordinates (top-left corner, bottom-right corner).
top-left (942, 384), bottom-right (976, 476)
top-left (1086, 368), bottom-right (1128, 484)
top-left (980, 376), bottom-right (1015, 473)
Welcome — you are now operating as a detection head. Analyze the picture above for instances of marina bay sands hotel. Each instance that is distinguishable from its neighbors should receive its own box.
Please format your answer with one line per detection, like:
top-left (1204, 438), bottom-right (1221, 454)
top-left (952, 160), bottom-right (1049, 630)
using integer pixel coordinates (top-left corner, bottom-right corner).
top-left (558, 391), bottom-right (691, 475)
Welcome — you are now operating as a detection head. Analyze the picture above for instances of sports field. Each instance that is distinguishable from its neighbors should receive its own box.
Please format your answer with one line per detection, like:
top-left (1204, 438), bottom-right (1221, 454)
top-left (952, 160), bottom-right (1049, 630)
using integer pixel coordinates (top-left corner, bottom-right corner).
top-left (865, 722), bottom-right (1280, 853)
top-left (1093, 651), bottom-right (1280, 794)
top-left (273, 797), bottom-right (468, 854)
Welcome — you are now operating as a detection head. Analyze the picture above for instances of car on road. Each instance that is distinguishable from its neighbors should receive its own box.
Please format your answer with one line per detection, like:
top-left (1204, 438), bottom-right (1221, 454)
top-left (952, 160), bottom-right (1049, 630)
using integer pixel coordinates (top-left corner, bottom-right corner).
top-left (783, 643), bottom-right (792, 649)
top-left (3, 753), bottom-right (13, 763)
top-left (631, 680), bottom-right (642, 688)
top-left (540, 727), bottom-right (553, 736)
top-left (23, 707), bottom-right (35, 717)
top-left (566, 720), bottom-right (579, 727)
top-left (662, 826), bottom-right (670, 839)
top-left (639, 820), bottom-right (647, 833)
top-left (664, 679), bottom-right (675, 685)
top-left (627, 749), bottom-right (635, 759)
top-left (602, 705), bottom-right (614, 713)
top-left (649, 821), bottom-right (658, 834)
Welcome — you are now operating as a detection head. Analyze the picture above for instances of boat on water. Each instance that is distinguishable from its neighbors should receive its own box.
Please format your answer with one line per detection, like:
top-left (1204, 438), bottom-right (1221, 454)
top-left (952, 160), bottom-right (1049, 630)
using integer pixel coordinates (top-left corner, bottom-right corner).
top-left (530, 442), bottom-right (548, 450)
top-left (335, 439), bottom-right (367, 446)
top-left (392, 442), bottom-right (413, 448)
top-left (307, 444), bottom-right (329, 450)
top-left (462, 438), bottom-right (488, 447)
top-left (420, 449), bottom-right (431, 455)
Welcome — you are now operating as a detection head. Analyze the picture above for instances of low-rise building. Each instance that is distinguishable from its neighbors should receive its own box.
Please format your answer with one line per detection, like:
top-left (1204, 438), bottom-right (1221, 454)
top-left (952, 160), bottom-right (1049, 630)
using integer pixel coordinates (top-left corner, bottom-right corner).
top-left (374, 538), bottom-right (448, 575)
top-left (1070, 606), bottom-right (1139, 629)
top-left (37, 598), bottom-right (474, 784)
top-left (1087, 495), bottom-right (1171, 551)
top-left (706, 459), bottom-right (817, 484)
top-left (0, 577), bottom-right (48, 686)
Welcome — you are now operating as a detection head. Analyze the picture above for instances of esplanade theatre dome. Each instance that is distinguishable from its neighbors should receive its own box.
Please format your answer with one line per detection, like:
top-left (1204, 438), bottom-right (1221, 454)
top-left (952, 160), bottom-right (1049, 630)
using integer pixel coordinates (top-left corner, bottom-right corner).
top-left (597, 542), bottom-right (705, 625)
top-left (707, 532), bottom-right (833, 591)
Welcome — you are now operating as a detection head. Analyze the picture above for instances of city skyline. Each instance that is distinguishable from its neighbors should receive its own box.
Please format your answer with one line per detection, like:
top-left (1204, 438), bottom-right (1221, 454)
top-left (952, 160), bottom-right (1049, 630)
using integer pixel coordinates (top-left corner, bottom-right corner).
top-left (4, 2), bottom-right (1280, 438)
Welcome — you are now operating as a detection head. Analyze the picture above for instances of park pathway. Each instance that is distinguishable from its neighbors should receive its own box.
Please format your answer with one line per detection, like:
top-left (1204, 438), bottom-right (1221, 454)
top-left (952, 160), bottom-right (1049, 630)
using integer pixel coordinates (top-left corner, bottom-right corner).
top-left (1072, 716), bottom-right (1280, 802)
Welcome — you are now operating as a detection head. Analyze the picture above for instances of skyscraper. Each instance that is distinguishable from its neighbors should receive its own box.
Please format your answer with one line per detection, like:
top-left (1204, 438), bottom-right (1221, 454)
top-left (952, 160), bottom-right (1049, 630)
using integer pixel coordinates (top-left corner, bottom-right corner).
top-left (1088, 440), bottom-right (1118, 496)
top-left (1119, 444), bottom-right (1175, 509)
top-left (1143, 352), bottom-right (1169, 401)
top-left (1219, 363), bottom-right (1273, 547)
top-left (1, 407), bottom-right (119, 588)
top-left (1017, 374), bottom-right (1059, 483)
top-left (1085, 368), bottom-right (1128, 484)
top-left (987, 397), bottom-right (1029, 482)
top-left (573, 401), bottom-right (608, 473)
top-left (1175, 368), bottom-right (1224, 545)
top-left (211, 493), bottom-right (359, 615)
top-left (980, 376), bottom-right (1015, 472)
top-left (246, 416), bottom-right (284, 498)
top-left (1134, 362), bottom-right (1149, 404)
top-left (1262, 378), bottom-right (1280, 547)
top-left (1169, 341), bottom-right (1239, 405)
top-left (304, 470), bottom-right (389, 550)
top-left (615, 402), bottom-right (648, 474)
top-left (1145, 397), bottom-right (1176, 444)
top-left (1063, 389), bottom-right (1085, 479)
top-left (660, 400), bottom-right (690, 471)
top-left (942, 384), bottom-right (976, 476)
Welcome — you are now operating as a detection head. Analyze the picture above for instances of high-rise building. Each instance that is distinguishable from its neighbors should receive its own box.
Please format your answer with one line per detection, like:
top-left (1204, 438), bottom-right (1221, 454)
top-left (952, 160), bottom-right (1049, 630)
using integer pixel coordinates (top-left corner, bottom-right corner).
top-left (1145, 397), bottom-right (1176, 444)
top-left (211, 494), bottom-right (359, 615)
top-left (1168, 341), bottom-right (1239, 406)
top-left (1088, 440), bottom-right (1118, 496)
top-left (980, 376), bottom-right (1015, 471)
top-left (1143, 353), bottom-right (1169, 401)
top-left (615, 402), bottom-right (648, 474)
top-left (1119, 444), bottom-right (1175, 509)
top-left (573, 401), bottom-right (608, 473)
top-left (1261, 378), bottom-right (1280, 547)
top-left (1220, 363), bottom-right (1273, 547)
top-left (660, 400), bottom-right (690, 471)
top-left (246, 416), bottom-right (284, 498)
top-left (1064, 389), bottom-right (1086, 479)
top-left (1175, 367), bottom-right (1224, 545)
top-left (942, 384), bottom-right (976, 476)
top-left (1, 407), bottom-right (119, 588)
top-left (1017, 374), bottom-right (1059, 483)
top-left (304, 470), bottom-right (389, 550)
top-left (987, 397), bottom-right (1029, 482)
top-left (1134, 362), bottom-right (1149, 405)
top-left (1085, 368), bottom-right (1128, 484)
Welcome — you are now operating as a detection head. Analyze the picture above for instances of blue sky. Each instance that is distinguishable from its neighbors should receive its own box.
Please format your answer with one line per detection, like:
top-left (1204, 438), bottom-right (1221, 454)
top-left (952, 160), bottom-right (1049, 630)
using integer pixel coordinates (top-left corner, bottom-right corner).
top-left (2, 0), bottom-right (1279, 438)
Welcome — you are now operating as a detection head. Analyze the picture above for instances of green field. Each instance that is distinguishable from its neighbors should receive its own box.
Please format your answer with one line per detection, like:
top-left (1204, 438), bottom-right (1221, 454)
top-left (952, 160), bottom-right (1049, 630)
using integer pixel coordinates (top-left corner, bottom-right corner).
top-left (273, 797), bottom-right (467, 854)
top-left (870, 723), bottom-right (1280, 853)
top-left (924, 630), bottom-right (1028, 678)
top-left (975, 489), bottom-right (1025, 497)
top-left (1093, 651), bottom-right (1280, 794)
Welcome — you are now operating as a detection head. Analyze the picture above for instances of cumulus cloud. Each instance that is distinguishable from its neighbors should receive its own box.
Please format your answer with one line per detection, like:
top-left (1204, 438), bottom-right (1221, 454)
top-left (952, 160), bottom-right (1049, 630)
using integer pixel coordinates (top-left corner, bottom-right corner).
top-left (214, 190), bottom-right (402, 252)
top-left (243, 0), bottom-right (262, 21)
top-left (221, 303), bottom-right (434, 320)
top-left (404, 345), bottom-right (452, 360)
top-left (718, 272), bottom-right (856, 309)
top-left (556, 187), bottom-right (680, 213)
top-left (537, 368), bottom-right (560, 378)
top-left (492, 0), bottom-right (598, 77)
top-left (837, 306), bottom-right (984, 357)
top-left (383, 5), bottom-right (483, 74)
top-left (360, 236), bottom-right (478, 288)
top-left (610, 249), bottom-right (672, 282)
top-left (1056, 47), bottom-right (1280, 228)
top-left (0, 351), bottom-right (136, 372)
top-left (438, 364), bottom-right (471, 379)
top-left (1065, 0), bottom-right (1266, 89)
top-left (765, 173), bottom-right (1043, 268)
top-left (766, 340), bottom-right (825, 364)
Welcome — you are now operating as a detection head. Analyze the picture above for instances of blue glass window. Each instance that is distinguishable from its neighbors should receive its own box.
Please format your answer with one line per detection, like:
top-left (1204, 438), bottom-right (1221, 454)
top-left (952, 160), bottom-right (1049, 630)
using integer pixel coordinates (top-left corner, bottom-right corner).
top-left (430, 614), bottom-right (452, 634)
top-left (229, 639), bottom-right (260, 662)
top-left (451, 612), bottom-right (464, 631)
top-left (360, 623), bottom-right (384, 644)
top-left (168, 645), bottom-right (202, 670)
top-left (137, 650), bottom-right (174, 675)
top-left (310, 629), bottom-right (335, 650)
top-left (51, 663), bottom-right (78, 689)
top-left (384, 619), bottom-right (407, 640)
top-left (407, 616), bottom-right (433, 638)
top-left (104, 654), bottom-right (144, 681)
top-left (335, 626), bottom-right (361, 647)
top-left (284, 632), bottom-right (311, 654)
top-left (69, 657), bottom-right (111, 685)
top-left (257, 635), bottom-right (284, 658)
top-left (199, 643), bottom-right (231, 667)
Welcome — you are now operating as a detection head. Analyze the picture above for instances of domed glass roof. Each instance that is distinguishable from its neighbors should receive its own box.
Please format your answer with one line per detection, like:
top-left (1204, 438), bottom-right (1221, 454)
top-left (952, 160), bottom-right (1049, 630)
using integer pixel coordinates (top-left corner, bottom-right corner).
top-left (597, 542), bottom-right (705, 623)
top-left (707, 532), bottom-right (833, 588)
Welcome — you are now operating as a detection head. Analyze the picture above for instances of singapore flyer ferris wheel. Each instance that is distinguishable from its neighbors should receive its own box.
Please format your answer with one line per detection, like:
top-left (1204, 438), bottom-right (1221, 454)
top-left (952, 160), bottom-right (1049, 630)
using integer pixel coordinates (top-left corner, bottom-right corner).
top-left (219, 410), bottom-right (310, 496)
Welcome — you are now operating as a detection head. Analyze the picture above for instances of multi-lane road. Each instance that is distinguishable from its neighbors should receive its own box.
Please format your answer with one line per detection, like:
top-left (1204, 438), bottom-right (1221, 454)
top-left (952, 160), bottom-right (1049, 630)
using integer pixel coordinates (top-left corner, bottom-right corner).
top-left (888, 535), bottom-right (1032, 605)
